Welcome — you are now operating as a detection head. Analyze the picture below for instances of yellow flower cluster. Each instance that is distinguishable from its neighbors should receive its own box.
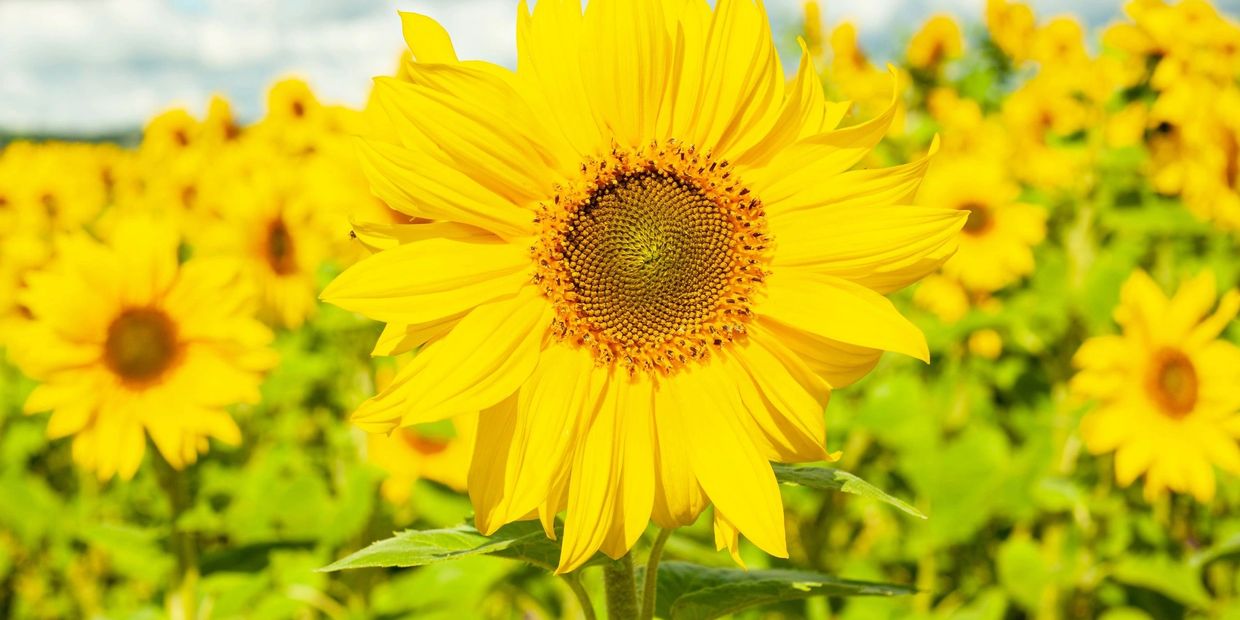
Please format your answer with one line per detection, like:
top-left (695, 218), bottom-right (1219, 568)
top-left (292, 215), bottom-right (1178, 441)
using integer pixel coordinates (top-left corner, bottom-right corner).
top-left (0, 77), bottom-right (443, 482)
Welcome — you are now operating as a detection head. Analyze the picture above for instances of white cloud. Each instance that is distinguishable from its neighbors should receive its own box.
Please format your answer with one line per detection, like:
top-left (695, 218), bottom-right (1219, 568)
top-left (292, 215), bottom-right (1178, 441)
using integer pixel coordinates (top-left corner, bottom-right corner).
top-left (1, 0), bottom-right (1235, 135)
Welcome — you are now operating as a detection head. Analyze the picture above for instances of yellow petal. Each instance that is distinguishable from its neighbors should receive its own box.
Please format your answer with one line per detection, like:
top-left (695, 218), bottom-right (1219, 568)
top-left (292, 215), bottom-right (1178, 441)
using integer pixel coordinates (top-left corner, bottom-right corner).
top-left (725, 339), bottom-right (828, 462)
top-left (762, 271), bottom-right (929, 362)
top-left (371, 70), bottom-right (565, 205)
top-left (674, 364), bottom-right (788, 558)
top-left (400, 12), bottom-right (458, 63)
top-left (650, 377), bottom-right (708, 529)
top-left (772, 204), bottom-right (965, 295)
top-left (320, 237), bottom-right (532, 325)
top-left (371, 313), bottom-right (466, 357)
top-left (581, 0), bottom-right (672, 148)
top-left (768, 136), bottom-right (938, 217)
top-left (352, 287), bottom-right (551, 431)
top-left (355, 139), bottom-right (536, 239)
top-left (558, 376), bottom-right (625, 573)
top-left (735, 40), bottom-right (824, 170)
top-left (471, 345), bottom-right (602, 534)
top-left (744, 71), bottom-right (899, 204)
top-left (713, 509), bottom-right (747, 568)
top-left (515, 0), bottom-right (604, 157)
top-left (754, 317), bottom-right (883, 389)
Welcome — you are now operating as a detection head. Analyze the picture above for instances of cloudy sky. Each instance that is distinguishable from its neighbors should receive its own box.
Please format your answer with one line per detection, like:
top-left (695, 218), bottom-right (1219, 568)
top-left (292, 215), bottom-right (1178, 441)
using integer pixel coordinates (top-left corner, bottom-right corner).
top-left (0, 0), bottom-right (1236, 135)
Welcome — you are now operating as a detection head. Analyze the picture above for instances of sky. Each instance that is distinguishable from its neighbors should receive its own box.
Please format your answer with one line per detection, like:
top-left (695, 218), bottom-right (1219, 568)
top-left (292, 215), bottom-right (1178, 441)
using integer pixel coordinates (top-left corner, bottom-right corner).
top-left (0, 0), bottom-right (1236, 136)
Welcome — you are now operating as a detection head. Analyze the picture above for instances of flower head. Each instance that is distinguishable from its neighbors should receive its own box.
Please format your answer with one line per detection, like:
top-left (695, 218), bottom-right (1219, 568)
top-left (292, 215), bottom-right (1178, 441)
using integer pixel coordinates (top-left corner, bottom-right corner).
top-left (1071, 270), bottom-right (1240, 502)
top-left (12, 218), bottom-right (276, 479)
top-left (323, 0), bottom-right (965, 572)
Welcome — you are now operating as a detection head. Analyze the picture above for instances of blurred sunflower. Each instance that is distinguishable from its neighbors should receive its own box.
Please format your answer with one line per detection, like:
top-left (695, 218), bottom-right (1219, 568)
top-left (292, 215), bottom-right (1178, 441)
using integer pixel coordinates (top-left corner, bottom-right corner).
top-left (905, 15), bottom-right (963, 72)
top-left (918, 156), bottom-right (1045, 293)
top-left (368, 417), bottom-right (477, 505)
top-left (199, 168), bottom-right (331, 328)
top-left (323, 1), bottom-right (965, 572)
top-left (1071, 270), bottom-right (1240, 502)
top-left (12, 218), bottom-right (276, 480)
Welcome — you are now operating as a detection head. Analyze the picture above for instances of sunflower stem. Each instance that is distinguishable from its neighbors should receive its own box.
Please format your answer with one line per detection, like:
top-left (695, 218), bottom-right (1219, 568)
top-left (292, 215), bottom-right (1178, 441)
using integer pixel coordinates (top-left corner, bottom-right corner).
top-left (603, 553), bottom-right (639, 620)
top-left (562, 572), bottom-right (598, 620)
top-left (155, 458), bottom-right (198, 620)
top-left (639, 529), bottom-right (673, 620)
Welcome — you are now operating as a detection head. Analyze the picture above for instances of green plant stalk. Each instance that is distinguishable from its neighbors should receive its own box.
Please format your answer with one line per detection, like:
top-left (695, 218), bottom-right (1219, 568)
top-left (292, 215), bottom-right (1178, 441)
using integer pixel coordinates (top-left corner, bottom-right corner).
top-left (640, 529), bottom-right (673, 620)
top-left (156, 458), bottom-right (198, 620)
top-left (562, 572), bottom-right (598, 620)
top-left (603, 553), bottom-right (639, 620)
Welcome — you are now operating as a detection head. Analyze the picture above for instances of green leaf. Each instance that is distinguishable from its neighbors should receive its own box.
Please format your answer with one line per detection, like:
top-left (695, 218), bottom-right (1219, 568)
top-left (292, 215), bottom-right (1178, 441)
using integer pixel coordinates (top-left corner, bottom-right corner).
top-left (1110, 554), bottom-right (1211, 610)
top-left (319, 521), bottom-right (588, 573)
top-left (650, 561), bottom-right (914, 620)
top-left (771, 464), bottom-right (926, 519)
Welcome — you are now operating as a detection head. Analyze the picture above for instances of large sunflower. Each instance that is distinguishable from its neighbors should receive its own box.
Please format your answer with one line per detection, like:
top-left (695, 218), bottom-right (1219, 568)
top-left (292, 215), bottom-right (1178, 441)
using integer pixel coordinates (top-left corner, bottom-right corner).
top-left (12, 218), bottom-right (276, 480)
top-left (1071, 270), bottom-right (1240, 501)
top-left (323, 0), bottom-right (965, 572)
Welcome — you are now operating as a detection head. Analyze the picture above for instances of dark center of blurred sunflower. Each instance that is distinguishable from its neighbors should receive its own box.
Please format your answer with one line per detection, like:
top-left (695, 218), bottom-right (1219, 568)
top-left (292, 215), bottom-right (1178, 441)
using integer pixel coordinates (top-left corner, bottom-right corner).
top-left (401, 429), bottom-right (450, 456)
top-left (535, 142), bottom-right (769, 373)
top-left (959, 202), bottom-right (994, 235)
top-left (104, 307), bottom-right (180, 384)
top-left (563, 171), bottom-right (733, 345)
top-left (265, 217), bottom-right (297, 275)
top-left (1146, 347), bottom-right (1197, 418)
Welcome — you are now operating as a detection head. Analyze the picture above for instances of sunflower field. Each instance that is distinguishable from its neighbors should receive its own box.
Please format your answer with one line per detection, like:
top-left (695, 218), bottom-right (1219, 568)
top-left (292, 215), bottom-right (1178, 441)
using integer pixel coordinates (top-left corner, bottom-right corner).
top-left (2, 0), bottom-right (1240, 618)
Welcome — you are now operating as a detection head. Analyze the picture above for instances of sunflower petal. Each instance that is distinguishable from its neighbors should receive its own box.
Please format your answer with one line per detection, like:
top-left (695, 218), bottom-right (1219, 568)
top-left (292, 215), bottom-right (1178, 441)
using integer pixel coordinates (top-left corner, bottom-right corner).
top-left (762, 271), bottom-right (929, 362)
top-left (320, 237), bottom-right (532, 325)
top-left (352, 287), bottom-right (550, 431)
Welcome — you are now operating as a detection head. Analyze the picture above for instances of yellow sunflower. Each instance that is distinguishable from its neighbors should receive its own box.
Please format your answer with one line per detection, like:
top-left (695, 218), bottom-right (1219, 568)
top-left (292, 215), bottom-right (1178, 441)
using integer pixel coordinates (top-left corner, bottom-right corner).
top-left (905, 15), bottom-right (963, 71)
top-left (323, 1), bottom-right (965, 572)
top-left (12, 217), bottom-right (276, 480)
top-left (1071, 270), bottom-right (1240, 502)
top-left (368, 416), bottom-right (477, 505)
top-left (918, 156), bottom-right (1045, 293)
top-left (198, 162), bottom-right (331, 328)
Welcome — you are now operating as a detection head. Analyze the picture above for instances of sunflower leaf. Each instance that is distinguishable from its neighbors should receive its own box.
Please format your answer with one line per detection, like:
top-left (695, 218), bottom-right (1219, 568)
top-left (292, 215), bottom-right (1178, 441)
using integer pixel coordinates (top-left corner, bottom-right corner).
top-left (772, 464), bottom-right (926, 519)
top-left (319, 521), bottom-right (560, 572)
top-left (645, 561), bottom-right (915, 620)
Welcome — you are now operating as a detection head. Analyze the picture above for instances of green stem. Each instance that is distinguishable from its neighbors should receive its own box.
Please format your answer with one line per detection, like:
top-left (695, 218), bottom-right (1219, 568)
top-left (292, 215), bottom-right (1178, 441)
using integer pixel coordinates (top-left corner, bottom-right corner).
top-left (640, 529), bottom-right (673, 620)
top-left (562, 573), bottom-right (598, 620)
top-left (603, 553), bottom-right (639, 620)
top-left (156, 459), bottom-right (198, 620)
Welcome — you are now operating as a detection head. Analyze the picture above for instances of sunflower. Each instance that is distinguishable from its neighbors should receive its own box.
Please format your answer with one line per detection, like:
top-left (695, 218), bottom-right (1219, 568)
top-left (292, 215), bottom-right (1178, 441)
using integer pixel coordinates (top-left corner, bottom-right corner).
top-left (905, 15), bottom-right (963, 72)
top-left (917, 156), bottom-right (1045, 293)
top-left (323, 1), bottom-right (965, 572)
top-left (368, 415), bottom-right (477, 504)
top-left (198, 163), bottom-right (331, 328)
top-left (12, 217), bottom-right (276, 480)
top-left (1071, 270), bottom-right (1240, 502)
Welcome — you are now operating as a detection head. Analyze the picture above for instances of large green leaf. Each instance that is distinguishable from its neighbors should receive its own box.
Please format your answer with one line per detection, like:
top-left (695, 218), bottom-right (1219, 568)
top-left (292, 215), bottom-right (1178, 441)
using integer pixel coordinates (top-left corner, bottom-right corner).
top-left (1110, 554), bottom-right (1211, 610)
top-left (771, 464), bottom-right (926, 519)
top-left (319, 521), bottom-right (576, 572)
top-left (648, 561), bottom-right (915, 620)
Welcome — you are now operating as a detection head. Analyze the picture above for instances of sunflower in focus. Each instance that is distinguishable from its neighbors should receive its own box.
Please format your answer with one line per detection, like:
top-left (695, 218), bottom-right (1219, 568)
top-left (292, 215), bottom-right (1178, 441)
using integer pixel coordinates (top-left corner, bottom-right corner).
top-left (1071, 270), bottom-right (1240, 502)
top-left (11, 218), bottom-right (276, 480)
top-left (918, 156), bottom-right (1045, 293)
top-left (323, 1), bottom-right (965, 572)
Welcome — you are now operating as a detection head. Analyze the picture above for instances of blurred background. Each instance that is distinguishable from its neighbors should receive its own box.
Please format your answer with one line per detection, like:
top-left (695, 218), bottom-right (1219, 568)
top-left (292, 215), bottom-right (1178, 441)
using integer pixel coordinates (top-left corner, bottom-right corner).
top-left (5, 0), bottom-right (1234, 139)
top-left (5, 0), bottom-right (1240, 618)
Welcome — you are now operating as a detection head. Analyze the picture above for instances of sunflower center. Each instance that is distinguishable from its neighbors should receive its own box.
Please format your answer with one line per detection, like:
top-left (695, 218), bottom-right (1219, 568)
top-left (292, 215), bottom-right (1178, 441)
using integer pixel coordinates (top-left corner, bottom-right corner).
top-left (535, 141), bottom-right (768, 374)
top-left (104, 307), bottom-right (180, 384)
top-left (1146, 347), bottom-right (1198, 418)
top-left (401, 429), bottom-right (450, 456)
top-left (960, 201), bottom-right (993, 235)
top-left (562, 171), bottom-right (733, 343)
top-left (265, 218), bottom-right (297, 275)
